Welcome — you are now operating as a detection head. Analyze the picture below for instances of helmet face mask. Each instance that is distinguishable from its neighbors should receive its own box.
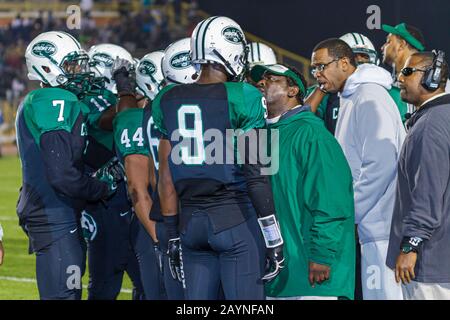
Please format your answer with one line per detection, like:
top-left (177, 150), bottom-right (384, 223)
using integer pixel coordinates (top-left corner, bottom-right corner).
top-left (59, 51), bottom-right (95, 97)
top-left (87, 44), bottom-right (134, 94)
top-left (25, 31), bottom-right (95, 97)
top-left (190, 16), bottom-right (248, 80)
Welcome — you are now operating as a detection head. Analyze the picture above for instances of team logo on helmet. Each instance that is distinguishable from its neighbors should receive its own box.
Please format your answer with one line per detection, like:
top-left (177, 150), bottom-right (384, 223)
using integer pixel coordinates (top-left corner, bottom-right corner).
top-left (170, 51), bottom-right (191, 69)
top-left (31, 41), bottom-right (57, 57)
top-left (92, 52), bottom-right (114, 68)
top-left (138, 60), bottom-right (157, 76)
top-left (222, 27), bottom-right (244, 44)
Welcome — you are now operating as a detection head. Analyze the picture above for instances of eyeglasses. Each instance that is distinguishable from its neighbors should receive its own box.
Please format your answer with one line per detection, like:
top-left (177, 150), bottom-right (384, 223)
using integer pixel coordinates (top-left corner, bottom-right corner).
top-left (311, 59), bottom-right (340, 77)
top-left (401, 67), bottom-right (427, 77)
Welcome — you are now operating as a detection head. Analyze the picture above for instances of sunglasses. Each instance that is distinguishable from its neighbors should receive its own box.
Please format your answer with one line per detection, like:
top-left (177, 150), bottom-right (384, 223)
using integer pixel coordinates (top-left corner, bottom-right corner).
top-left (401, 67), bottom-right (427, 77)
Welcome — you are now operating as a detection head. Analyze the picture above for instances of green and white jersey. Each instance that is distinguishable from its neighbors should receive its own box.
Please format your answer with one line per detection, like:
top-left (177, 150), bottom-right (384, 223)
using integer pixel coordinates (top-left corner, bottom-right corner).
top-left (150, 81), bottom-right (266, 230)
top-left (113, 108), bottom-right (150, 160)
top-left (19, 88), bottom-right (88, 145)
top-left (16, 87), bottom-right (107, 251)
top-left (82, 89), bottom-right (117, 170)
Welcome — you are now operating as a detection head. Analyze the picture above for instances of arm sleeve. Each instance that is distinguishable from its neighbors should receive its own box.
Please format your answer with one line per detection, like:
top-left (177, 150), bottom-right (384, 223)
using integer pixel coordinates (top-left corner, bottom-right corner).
top-left (40, 130), bottom-right (109, 201)
top-left (402, 116), bottom-right (450, 239)
top-left (241, 128), bottom-right (276, 218)
top-left (353, 98), bottom-right (400, 224)
top-left (227, 83), bottom-right (274, 217)
top-left (303, 136), bottom-right (355, 266)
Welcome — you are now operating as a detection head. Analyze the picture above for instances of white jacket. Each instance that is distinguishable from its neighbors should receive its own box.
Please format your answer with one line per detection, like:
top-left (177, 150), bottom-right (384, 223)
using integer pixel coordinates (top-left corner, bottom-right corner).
top-left (335, 64), bottom-right (406, 244)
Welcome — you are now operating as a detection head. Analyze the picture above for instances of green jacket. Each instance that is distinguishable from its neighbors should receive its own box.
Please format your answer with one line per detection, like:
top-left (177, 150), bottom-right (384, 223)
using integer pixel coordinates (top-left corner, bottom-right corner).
top-left (266, 109), bottom-right (355, 299)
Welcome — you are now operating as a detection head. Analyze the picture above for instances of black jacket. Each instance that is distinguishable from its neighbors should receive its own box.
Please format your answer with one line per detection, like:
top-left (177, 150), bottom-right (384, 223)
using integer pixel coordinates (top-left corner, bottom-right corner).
top-left (386, 93), bottom-right (450, 282)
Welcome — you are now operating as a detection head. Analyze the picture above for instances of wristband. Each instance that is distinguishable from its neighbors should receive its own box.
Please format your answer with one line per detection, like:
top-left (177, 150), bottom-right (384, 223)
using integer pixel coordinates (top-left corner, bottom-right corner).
top-left (0, 223), bottom-right (3, 241)
top-left (257, 214), bottom-right (283, 248)
top-left (400, 236), bottom-right (423, 254)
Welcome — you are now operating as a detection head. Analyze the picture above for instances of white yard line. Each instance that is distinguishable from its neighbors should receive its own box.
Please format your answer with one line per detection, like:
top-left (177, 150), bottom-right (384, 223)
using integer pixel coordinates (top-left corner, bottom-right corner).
top-left (0, 276), bottom-right (132, 294)
top-left (0, 216), bottom-right (18, 221)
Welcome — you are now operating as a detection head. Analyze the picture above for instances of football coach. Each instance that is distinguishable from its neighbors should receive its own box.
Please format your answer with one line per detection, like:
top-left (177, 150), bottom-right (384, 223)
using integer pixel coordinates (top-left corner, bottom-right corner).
top-left (386, 50), bottom-right (450, 300)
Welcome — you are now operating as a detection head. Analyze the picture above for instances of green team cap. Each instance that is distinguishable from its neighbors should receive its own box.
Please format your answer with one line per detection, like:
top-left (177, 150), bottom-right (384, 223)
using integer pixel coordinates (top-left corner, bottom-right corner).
top-left (250, 64), bottom-right (306, 96)
top-left (381, 23), bottom-right (425, 52)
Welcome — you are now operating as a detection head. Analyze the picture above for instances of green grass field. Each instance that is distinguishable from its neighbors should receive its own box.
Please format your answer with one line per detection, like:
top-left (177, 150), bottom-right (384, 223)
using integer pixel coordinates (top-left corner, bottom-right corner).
top-left (0, 155), bottom-right (133, 300)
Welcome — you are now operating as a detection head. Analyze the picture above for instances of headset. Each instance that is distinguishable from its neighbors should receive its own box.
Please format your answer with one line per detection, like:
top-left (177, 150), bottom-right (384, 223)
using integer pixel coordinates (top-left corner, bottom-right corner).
top-left (421, 50), bottom-right (445, 91)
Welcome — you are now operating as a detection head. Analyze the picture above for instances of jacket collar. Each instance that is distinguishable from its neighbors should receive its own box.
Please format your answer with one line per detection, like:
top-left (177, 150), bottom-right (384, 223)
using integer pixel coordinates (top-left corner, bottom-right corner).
top-left (266, 105), bottom-right (311, 125)
top-left (406, 93), bottom-right (450, 130)
top-left (279, 105), bottom-right (311, 122)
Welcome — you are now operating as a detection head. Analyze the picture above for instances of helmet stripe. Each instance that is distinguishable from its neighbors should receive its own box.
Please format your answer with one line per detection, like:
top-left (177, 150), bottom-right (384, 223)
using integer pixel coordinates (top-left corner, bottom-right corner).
top-left (194, 17), bottom-right (208, 61)
top-left (61, 31), bottom-right (81, 49)
top-left (257, 43), bottom-right (261, 61)
top-left (358, 33), bottom-right (365, 45)
top-left (195, 16), bottom-right (217, 61)
top-left (251, 43), bottom-right (255, 62)
top-left (201, 16), bottom-right (220, 60)
top-left (351, 33), bottom-right (359, 45)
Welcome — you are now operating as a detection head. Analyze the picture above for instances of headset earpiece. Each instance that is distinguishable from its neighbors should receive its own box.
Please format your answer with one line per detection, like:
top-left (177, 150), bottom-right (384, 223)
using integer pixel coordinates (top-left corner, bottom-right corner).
top-left (421, 50), bottom-right (445, 91)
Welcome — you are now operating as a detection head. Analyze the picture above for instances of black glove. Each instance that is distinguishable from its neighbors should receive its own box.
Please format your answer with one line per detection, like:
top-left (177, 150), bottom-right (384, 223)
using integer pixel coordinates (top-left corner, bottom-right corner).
top-left (91, 157), bottom-right (125, 199)
top-left (167, 237), bottom-right (184, 283)
top-left (105, 157), bottom-right (125, 183)
top-left (262, 244), bottom-right (285, 282)
top-left (257, 214), bottom-right (285, 282)
top-left (92, 166), bottom-right (117, 199)
top-left (111, 57), bottom-right (136, 95)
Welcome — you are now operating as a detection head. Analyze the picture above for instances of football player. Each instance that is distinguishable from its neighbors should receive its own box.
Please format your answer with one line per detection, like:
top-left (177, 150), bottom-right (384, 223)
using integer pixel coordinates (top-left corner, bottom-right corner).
top-left (80, 43), bottom-right (150, 300)
top-left (111, 52), bottom-right (166, 300)
top-left (153, 16), bottom-right (284, 300)
top-left (112, 38), bottom-right (199, 299)
top-left (17, 31), bottom-right (118, 299)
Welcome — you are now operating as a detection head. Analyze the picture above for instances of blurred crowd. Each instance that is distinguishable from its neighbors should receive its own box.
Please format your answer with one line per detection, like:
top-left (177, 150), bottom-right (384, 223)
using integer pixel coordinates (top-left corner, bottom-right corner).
top-left (0, 0), bottom-right (201, 141)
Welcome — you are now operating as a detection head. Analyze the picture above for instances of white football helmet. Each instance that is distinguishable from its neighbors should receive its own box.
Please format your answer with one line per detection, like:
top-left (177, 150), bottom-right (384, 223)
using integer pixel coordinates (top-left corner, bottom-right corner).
top-left (340, 33), bottom-right (379, 65)
top-left (136, 51), bottom-right (165, 100)
top-left (162, 38), bottom-right (199, 84)
top-left (247, 42), bottom-right (277, 68)
top-left (190, 16), bottom-right (247, 79)
top-left (88, 43), bottom-right (134, 93)
top-left (25, 31), bottom-right (92, 94)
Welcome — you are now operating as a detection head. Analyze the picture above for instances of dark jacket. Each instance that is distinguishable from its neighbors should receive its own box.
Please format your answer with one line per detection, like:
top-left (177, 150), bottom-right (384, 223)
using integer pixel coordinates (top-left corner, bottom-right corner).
top-left (386, 93), bottom-right (450, 282)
